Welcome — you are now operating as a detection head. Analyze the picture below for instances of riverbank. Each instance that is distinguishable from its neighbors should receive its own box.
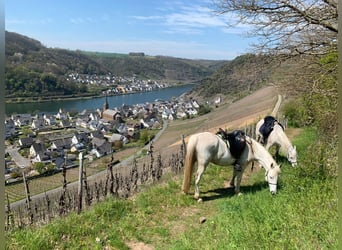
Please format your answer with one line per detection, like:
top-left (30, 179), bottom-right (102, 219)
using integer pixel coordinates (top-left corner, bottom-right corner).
top-left (5, 84), bottom-right (196, 116)
top-left (5, 83), bottom-right (197, 104)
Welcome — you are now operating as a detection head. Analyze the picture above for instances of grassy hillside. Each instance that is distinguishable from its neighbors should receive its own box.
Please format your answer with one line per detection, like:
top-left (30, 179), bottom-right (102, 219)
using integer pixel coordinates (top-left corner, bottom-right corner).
top-left (5, 128), bottom-right (337, 249)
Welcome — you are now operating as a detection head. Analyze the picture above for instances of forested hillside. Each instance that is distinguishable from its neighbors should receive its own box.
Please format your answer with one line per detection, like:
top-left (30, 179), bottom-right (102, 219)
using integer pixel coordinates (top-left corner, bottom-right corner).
top-left (5, 31), bottom-right (225, 99)
top-left (191, 53), bottom-right (273, 98)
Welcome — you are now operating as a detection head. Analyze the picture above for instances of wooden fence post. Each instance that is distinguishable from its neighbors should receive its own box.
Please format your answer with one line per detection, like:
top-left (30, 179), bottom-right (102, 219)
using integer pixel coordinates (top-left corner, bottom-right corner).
top-left (23, 172), bottom-right (33, 225)
top-left (6, 193), bottom-right (13, 230)
top-left (45, 192), bottom-right (51, 222)
top-left (77, 152), bottom-right (83, 214)
top-left (59, 155), bottom-right (68, 216)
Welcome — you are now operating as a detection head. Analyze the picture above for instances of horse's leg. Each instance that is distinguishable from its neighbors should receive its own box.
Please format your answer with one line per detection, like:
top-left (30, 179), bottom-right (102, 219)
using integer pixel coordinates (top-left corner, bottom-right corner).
top-left (234, 167), bottom-right (244, 195)
top-left (265, 142), bottom-right (271, 151)
top-left (230, 168), bottom-right (236, 187)
top-left (194, 163), bottom-right (206, 200)
top-left (275, 144), bottom-right (280, 161)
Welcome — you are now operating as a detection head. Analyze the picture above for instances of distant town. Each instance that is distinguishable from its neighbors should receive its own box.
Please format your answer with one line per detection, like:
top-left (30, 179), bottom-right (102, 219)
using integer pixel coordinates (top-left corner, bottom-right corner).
top-left (67, 72), bottom-right (173, 95)
top-left (4, 84), bottom-right (213, 185)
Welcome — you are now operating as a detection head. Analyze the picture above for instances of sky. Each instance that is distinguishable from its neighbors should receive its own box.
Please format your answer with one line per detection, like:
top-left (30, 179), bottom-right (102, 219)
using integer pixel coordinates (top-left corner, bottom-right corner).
top-left (5, 0), bottom-right (256, 60)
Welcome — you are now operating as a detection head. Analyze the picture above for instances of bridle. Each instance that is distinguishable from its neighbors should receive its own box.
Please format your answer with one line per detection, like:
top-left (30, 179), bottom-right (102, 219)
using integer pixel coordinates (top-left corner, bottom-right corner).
top-left (265, 169), bottom-right (278, 186)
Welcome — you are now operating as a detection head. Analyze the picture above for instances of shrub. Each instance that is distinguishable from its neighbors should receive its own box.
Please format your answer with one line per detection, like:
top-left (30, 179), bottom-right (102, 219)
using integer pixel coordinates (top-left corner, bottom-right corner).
top-left (282, 99), bottom-right (309, 127)
top-left (34, 162), bottom-right (46, 175)
top-left (197, 104), bottom-right (212, 115)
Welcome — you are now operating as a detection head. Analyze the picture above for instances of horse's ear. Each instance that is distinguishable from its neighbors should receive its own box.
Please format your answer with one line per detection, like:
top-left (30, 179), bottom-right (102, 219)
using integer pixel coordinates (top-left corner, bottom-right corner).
top-left (294, 145), bottom-right (296, 150)
top-left (279, 164), bottom-right (282, 168)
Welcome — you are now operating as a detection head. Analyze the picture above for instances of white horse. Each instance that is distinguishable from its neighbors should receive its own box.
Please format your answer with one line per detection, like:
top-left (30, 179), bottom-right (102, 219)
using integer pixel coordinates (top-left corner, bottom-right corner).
top-left (255, 117), bottom-right (297, 166)
top-left (182, 132), bottom-right (281, 200)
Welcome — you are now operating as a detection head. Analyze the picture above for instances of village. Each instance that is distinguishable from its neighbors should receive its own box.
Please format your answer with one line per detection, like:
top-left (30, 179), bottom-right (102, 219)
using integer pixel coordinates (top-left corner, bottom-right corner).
top-left (67, 72), bottom-right (172, 94)
top-left (4, 91), bottom-right (203, 185)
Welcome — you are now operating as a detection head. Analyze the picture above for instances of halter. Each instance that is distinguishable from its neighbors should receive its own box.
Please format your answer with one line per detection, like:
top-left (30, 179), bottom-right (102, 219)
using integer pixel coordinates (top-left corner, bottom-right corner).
top-left (265, 169), bottom-right (278, 186)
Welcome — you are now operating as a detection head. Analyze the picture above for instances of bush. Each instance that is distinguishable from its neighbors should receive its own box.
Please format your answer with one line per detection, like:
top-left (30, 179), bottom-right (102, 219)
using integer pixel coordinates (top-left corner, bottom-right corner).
top-left (34, 162), bottom-right (46, 175)
top-left (112, 140), bottom-right (123, 150)
top-left (139, 130), bottom-right (152, 145)
top-left (282, 99), bottom-right (309, 127)
top-left (10, 171), bottom-right (20, 179)
top-left (197, 104), bottom-right (212, 115)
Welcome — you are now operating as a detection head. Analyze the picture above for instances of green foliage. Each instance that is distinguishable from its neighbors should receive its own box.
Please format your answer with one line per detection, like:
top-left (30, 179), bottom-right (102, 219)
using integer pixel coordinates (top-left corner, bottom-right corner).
top-left (282, 99), bottom-right (309, 127)
top-left (34, 162), bottom-right (45, 175)
top-left (197, 104), bottom-right (212, 115)
top-left (296, 52), bottom-right (337, 142)
top-left (138, 130), bottom-right (155, 145)
top-left (45, 163), bottom-right (56, 174)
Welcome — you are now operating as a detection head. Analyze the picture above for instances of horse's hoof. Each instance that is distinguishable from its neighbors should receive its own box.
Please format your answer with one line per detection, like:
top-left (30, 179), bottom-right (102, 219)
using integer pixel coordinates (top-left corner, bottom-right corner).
top-left (197, 198), bottom-right (203, 203)
top-left (237, 192), bottom-right (243, 196)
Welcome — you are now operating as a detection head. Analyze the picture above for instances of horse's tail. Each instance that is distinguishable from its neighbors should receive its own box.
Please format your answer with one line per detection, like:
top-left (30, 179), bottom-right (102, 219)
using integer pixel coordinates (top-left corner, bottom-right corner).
top-left (182, 135), bottom-right (197, 194)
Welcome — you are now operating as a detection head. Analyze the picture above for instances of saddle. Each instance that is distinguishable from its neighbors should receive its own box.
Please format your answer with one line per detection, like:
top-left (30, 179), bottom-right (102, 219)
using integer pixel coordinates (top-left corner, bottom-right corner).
top-left (259, 116), bottom-right (284, 144)
top-left (216, 128), bottom-right (246, 160)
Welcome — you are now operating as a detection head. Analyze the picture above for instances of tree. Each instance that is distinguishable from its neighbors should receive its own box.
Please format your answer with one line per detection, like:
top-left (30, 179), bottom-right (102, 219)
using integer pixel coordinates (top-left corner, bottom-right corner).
top-left (34, 162), bottom-right (45, 175)
top-left (213, 0), bottom-right (338, 57)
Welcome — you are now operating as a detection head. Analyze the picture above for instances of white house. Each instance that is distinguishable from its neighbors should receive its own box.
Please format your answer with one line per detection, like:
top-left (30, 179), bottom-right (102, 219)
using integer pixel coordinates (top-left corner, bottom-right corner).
top-left (31, 119), bottom-right (45, 130)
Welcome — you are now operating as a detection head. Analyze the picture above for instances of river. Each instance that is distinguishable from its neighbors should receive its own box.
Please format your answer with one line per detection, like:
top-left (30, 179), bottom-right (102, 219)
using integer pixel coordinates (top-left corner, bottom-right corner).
top-left (5, 84), bottom-right (195, 116)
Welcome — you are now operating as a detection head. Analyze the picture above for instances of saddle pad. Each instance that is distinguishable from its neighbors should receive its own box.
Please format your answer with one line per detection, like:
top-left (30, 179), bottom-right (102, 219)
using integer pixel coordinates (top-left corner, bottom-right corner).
top-left (227, 130), bottom-right (246, 160)
top-left (259, 116), bottom-right (276, 139)
top-left (259, 116), bottom-right (284, 143)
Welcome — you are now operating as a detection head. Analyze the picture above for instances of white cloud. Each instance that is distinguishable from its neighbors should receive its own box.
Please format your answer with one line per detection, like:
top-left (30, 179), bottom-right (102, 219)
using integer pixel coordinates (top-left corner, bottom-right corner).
top-left (130, 2), bottom-right (247, 35)
top-left (6, 18), bottom-right (53, 25)
top-left (70, 17), bottom-right (95, 24)
top-left (130, 15), bottom-right (163, 21)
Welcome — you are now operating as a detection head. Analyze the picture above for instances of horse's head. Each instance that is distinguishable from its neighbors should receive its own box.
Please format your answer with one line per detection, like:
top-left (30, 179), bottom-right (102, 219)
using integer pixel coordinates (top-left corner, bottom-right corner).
top-left (287, 145), bottom-right (297, 167)
top-left (265, 163), bottom-right (281, 195)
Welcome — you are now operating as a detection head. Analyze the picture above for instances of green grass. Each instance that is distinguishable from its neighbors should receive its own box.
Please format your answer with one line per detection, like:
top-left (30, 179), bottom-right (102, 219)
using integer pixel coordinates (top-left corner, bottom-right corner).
top-left (5, 127), bottom-right (337, 249)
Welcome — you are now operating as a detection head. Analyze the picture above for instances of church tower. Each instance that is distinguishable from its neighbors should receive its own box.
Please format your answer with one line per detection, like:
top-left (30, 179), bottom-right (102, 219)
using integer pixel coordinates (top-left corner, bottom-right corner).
top-left (103, 93), bottom-right (109, 112)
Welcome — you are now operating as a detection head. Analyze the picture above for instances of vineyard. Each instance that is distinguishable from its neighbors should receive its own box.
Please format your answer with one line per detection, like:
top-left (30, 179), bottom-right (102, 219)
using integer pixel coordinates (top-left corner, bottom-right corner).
top-left (5, 137), bottom-right (187, 230)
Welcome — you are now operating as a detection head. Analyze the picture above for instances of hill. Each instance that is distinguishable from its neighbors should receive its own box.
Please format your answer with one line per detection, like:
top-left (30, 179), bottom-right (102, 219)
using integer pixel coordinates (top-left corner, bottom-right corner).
top-left (5, 31), bottom-right (226, 99)
top-left (190, 53), bottom-right (274, 99)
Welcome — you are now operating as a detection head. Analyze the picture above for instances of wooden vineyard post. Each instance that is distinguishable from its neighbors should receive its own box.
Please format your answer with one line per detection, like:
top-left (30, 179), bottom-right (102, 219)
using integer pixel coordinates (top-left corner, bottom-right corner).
top-left (59, 153), bottom-right (68, 216)
top-left (77, 152), bottom-right (83, 214)
top-left (23, 172), bottom-right (33, 225)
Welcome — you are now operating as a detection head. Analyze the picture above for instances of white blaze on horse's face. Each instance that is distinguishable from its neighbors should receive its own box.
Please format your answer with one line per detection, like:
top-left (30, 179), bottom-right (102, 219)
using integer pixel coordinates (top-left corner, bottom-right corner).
top-left (288, 146), bottom-right (297, 167)
top-left (265, 163), bottom-right (280, 195)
